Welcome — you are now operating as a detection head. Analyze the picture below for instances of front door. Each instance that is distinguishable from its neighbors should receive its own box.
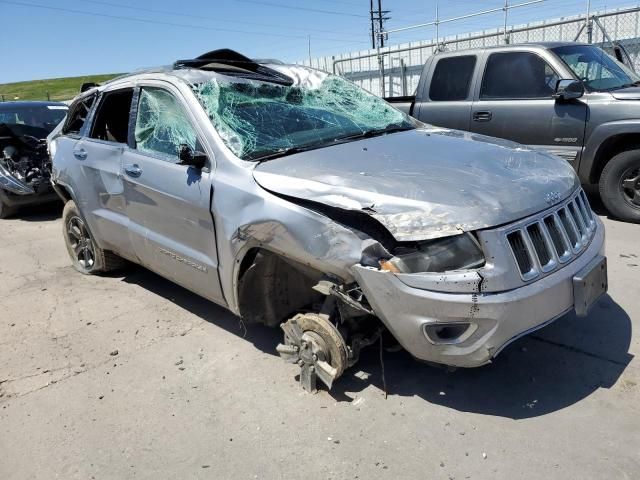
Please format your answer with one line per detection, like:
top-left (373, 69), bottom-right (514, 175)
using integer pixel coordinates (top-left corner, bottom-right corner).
top-left (121, 86), bottom-right (224, 305)
top-left (470, 51), bottom-right (587, 166)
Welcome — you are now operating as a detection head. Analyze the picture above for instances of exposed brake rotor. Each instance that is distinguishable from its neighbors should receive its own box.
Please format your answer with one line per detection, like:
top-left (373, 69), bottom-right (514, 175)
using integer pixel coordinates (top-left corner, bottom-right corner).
top-left (276, 313), bottom-right (348, 393)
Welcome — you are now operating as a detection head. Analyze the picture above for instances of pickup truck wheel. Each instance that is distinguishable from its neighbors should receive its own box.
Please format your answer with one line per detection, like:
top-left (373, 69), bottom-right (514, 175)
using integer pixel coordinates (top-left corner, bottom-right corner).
top-left (0, 197), bottom-right (16, 219)
top-left (62, 200), bottom-right (126, 274)
top-left (599, 150), bottom-right (640, 223)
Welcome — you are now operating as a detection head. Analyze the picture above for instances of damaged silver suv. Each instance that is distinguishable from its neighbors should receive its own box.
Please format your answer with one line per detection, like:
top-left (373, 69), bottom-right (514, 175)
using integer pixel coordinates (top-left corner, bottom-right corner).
top-left (49, 49), bottom-right (608, 392)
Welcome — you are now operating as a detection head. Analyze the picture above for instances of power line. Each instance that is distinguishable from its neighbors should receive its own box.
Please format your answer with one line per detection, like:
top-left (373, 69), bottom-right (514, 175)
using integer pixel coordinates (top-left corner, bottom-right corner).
top-left (79, 0), bottom-right (366, 40)
top-left (0, 0), bottom-right (368, 44)
top-left (234, 0), bottom-right (369, 18)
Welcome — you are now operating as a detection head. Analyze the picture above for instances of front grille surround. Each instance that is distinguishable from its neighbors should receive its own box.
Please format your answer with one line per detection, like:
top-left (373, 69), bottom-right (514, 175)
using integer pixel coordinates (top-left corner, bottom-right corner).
top-left (505, 189), bottom-right (597, 281)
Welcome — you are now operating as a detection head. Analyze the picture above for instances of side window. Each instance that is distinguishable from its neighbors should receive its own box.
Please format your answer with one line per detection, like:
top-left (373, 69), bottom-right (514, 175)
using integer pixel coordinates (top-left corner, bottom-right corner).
top-left (480, 52), bottom-right (560, 100)
top-left (429, 55), bottom-right (477, 101)
top-left (90, 89), bottom-right (134, 143)
top-left (134, 87), bottom-right (198, 161)
top-left (63, 93), bottom-right (97, 135)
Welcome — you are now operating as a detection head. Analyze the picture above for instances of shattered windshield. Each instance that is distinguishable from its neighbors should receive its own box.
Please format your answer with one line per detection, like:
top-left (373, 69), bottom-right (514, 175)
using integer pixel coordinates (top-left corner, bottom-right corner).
top-left (553, 45), bottom-right (640, 91)
top-left (191, 68), bottom-right (414, 161)
top-left (0, 105), bottom-right (68, 137)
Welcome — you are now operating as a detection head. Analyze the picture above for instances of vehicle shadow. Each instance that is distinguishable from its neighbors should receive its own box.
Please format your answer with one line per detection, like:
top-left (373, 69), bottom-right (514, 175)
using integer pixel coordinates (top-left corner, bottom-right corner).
top-left (331, 294), bottom-right (633, 419)
top-left (120, 265), bottom-right (633, 419)
top-left (118, 267), bottom-right (282, 354)
top-left (10, 201), bottom-right (62, 222)
top-left (584, 186), bottom-right (622, 222)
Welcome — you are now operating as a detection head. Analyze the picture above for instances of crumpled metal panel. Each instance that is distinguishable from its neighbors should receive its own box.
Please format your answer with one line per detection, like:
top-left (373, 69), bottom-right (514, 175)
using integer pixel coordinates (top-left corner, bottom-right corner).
top-left (0, 162), bottom-right (34, 195)
top-left (253, 128), bottom-right (579, 241)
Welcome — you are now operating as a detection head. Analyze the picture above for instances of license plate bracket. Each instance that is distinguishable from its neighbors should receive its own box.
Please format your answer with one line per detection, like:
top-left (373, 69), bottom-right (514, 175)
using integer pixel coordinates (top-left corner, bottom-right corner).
top-left (573, 255), bottom-right (608, 317)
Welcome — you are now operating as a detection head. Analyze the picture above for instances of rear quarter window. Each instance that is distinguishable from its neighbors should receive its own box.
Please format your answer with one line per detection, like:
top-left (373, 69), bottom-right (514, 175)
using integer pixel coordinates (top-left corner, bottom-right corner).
top-left (63, 93), bottom-right (97, 135)
top-left (429, 55), bottom-right (477, 101)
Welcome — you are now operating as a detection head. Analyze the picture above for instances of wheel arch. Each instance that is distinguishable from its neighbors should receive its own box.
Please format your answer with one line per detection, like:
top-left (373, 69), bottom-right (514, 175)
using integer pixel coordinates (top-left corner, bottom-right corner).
top-left (233, 245), bottom-right (329, 327)
top-left (584, 125), bottom-right (640, 184)
top-left (52, 181), bottom-right (77, 205)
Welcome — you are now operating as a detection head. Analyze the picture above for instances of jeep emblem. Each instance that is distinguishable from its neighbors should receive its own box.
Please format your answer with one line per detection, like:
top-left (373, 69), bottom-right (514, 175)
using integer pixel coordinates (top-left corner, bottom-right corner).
top-left (545, 191), bottom-right (562, 205)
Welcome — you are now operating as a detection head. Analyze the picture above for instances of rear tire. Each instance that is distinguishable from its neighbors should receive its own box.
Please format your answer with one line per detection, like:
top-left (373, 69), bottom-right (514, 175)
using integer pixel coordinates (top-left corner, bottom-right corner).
top-left (62, 200), bottom-right (126, 275)
top-left (599, 149), bottom-right (640, 223)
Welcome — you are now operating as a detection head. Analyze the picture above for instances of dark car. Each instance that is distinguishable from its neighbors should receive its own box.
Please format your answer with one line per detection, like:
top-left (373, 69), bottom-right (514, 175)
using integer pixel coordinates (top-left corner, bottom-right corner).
top-left (0, 101), bottom-right (68, 218)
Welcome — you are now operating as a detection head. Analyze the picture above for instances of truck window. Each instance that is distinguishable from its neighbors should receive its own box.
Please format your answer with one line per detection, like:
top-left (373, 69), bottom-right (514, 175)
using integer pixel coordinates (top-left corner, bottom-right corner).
top-left (90, 89), bottom-right (134, 144)
top-left (429, 55), bottom-right (477, 101)
top-left (480, 52), bottom-right (559, 100)
top-left (134, 87), bottom-right (200, 161)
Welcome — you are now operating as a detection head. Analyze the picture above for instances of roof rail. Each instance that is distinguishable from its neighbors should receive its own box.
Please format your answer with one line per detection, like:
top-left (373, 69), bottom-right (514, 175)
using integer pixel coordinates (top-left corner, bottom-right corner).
top-left (173, 49), bottom-right (293, 86)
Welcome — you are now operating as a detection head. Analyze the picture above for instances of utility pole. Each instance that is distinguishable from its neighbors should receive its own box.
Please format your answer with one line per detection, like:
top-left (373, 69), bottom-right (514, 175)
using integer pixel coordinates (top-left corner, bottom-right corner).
top-left (503, 0), bottom-right (510, 44)
top-left (307, 35), bottom-right (312, 64)
top-left (586, 0), bottom-right (593, 43)
top-left (371, 0), bottom-right (390, 96)
top-left (370, 0), bottom-right (375, 49)
top-left (377, 0), bottom-right (385, 47)
top-left (370, 0), bottom-right (390, 49)
top-left (435, 1), bottom-right (441, 51)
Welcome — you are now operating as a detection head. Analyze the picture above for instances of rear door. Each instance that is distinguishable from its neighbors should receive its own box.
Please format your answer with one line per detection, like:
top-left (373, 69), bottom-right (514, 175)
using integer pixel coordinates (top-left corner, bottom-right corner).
top-left (469, 49), bottom-right (588, 166)
top-left (60, 88), bottom-right (133, 256)
top-left (121, 84), bottom-right (224, 304)
top-left (413, 53), bottom-right (478, 130)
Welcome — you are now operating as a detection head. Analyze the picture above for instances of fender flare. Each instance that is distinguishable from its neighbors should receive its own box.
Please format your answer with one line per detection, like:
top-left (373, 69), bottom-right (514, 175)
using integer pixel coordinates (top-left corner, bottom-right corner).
top-left (581, 120), bottom-right (640, 183)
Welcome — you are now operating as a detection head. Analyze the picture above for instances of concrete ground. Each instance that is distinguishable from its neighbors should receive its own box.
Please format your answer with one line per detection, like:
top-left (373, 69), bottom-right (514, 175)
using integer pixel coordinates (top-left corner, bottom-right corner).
top-left (0, 198), bottom-right (638, 480)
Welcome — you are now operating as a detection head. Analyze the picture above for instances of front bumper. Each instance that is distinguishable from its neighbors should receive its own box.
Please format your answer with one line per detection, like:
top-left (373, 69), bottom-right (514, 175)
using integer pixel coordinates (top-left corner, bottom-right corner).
top-left (352, 217), bottom-right (606, 368)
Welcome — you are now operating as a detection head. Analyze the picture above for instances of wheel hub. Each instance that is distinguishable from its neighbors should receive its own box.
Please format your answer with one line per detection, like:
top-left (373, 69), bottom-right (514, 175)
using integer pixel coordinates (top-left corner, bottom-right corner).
top-left (621, 168), bottom-right (640, 207)
top-left (66, 216), bottom-right (95, 269)
top-left (276, 314), bottom-right (348, 393)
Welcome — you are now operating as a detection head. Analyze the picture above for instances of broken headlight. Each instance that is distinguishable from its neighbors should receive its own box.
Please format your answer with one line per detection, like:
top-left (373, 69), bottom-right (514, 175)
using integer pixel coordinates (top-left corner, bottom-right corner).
top-left (379, 233), bottom-right (485, 274)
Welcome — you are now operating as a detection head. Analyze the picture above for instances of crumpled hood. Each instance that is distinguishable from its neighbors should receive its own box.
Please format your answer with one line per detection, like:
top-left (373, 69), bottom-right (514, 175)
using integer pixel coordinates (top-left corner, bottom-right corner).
top-left (253, 128), bottom-right (579, 241)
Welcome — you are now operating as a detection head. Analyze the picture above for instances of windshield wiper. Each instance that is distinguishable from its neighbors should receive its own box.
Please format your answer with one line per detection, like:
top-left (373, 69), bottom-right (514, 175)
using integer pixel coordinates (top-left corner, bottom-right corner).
top-left (331, 125), bottom-right (414, 143)
top-left (250, 125), bottom-right (415, 162)
top-left (251, 142), bottom-right (335, 162)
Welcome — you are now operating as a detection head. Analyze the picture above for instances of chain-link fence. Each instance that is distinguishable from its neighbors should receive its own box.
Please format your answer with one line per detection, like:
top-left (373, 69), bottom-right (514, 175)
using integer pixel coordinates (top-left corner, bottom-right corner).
top-left (301, 5), bottom-right (640, 97)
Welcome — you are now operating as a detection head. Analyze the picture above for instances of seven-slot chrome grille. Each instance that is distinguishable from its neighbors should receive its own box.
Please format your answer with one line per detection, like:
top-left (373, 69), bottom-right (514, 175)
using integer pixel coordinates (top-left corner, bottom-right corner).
top-left (506, 189), bottom-right (596, 281)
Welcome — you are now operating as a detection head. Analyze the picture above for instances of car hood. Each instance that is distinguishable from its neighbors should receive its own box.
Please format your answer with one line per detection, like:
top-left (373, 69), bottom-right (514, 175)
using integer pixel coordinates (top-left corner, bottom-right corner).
top-left (611, 86), bottom-right (640, 100)
top-left (252, 128), bottom-right (579, 241)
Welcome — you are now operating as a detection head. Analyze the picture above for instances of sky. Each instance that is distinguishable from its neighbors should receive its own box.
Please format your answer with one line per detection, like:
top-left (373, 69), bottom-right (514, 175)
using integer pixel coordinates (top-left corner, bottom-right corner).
top-left (1, 0), bottom-right (638, 83)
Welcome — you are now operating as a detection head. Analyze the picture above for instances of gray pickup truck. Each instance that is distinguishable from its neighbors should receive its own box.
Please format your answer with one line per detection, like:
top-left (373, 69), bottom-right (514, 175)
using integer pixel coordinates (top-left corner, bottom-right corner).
top-left (388, 42), bottom-right (640, 223)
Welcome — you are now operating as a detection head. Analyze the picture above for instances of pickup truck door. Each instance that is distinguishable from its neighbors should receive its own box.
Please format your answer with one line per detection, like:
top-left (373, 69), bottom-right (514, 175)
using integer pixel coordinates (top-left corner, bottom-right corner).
top-left (413, 54), bottom-right (478, 131)
top-left (469, 50), bottom-right (587, 166)
top-left (121, 85), bottom-right (225, 305)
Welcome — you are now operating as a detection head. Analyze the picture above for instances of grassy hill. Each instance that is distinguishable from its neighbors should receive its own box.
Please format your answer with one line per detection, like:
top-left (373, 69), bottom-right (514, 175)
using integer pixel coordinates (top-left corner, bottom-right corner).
top-left (0, 73), bottom-right (122, 102)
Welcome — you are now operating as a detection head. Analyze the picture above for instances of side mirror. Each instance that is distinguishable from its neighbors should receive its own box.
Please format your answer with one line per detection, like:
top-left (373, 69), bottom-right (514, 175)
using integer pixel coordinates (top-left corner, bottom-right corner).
top-left (177, 144), bottom-right (207, 169)
top-left (554, 79), bottom-right (584, 101)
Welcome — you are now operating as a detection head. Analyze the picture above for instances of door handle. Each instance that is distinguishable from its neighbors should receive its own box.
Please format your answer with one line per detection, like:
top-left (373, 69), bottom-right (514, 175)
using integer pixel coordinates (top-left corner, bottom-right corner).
top-left (473, 111), bottom-right (493, 122)
top-left (73, 148), bottom-right (88, 160)
top-left (124, 164), bottom-right (142, 178)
